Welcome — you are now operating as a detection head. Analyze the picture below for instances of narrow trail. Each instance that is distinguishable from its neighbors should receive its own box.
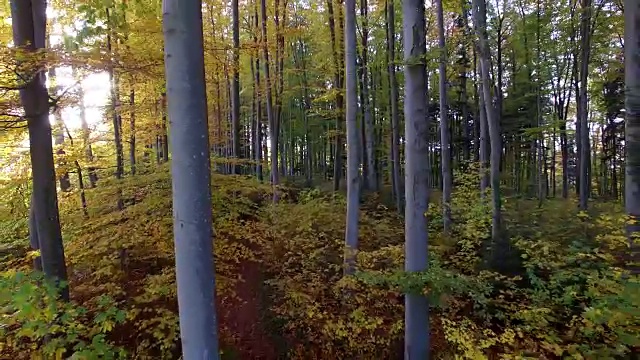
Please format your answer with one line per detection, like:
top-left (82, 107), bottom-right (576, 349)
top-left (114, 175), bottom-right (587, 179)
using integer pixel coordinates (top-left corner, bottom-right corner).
top-left (220, 254), bottom-right (278, 359)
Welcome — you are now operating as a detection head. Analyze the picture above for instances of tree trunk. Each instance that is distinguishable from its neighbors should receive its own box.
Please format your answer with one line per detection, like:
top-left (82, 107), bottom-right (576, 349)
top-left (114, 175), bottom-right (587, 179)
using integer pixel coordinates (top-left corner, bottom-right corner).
top-left (327, 0), bottom-right (343, 191)
top-left (73, 66), bottom-right (98, 187)
top-left (343, 0), bottom-right (360, 275)
top-left (106, 7), bottom-right (124, 181)
top-left (48, 66), bottom-right (71, 192)
top-left (402, 0), bottom-right (430, 357)
top-left (129, 84), bottom-right (136, 175)
top-left (360, 0), bottom-right (376, 191)
top-left (436, 0), bottom-right (452, 235)
top-left (162, 0), bottom-right (220, 357)
top-left (625, 0), bottom-right (640, 274)
top-left (11, 0), bottom-right (69, 300)
top-left (386, 0), bottom-right (401, 212)
top-left (231, 0), bottom-right (241, 174)
top-left (578, 0), bottom-right (592, 210)
top-left (261, 0), bottom-right (279, 201)
top-left (473, 0), bottom-right (503, 266)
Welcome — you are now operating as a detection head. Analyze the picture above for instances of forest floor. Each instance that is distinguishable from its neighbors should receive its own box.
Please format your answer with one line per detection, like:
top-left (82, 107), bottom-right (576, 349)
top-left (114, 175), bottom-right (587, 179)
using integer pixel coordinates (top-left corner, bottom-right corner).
top-left (1, 166), bottom-right (638, 359)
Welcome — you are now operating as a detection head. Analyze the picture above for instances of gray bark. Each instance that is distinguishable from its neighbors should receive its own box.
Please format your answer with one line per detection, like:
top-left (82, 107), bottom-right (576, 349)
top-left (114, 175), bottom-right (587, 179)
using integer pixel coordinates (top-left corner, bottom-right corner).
top-left (402, 0), bottom-right (430, 358)
top-left (327, 0), bottom-right (343, 191)
top-left (106, 7), bottom-right (124, 181)
top-left (231, 0), bottom-right (241, 174)
top-left (436, 0), bottom-right (452, 235)
top-left (260, 0), bottom-right (279, 201)
top-left (11, 0), bottom-right (69, 300)
top-left (360, 0), bottom-right (376, 191)
top-left (162, 0), bottom-right (220, 357)
top-left (344, 0), bottom-right (360, 276)
top-left (386, 0), bottom-right (402, 212)
top-left (473, 0), bottom-right (503, 263)
top-left (478, 56), bottom-right (489, 195)
top-left (578, 0), bottom-right (592, 210)
top-left (625, 0), bottom-right (640, 274)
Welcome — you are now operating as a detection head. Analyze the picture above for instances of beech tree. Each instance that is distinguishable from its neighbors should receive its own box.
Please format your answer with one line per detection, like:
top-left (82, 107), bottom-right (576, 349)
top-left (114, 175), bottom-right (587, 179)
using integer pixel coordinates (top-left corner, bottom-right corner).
top-left (402, 0), bottom-right (430, 357)
top-left (11, 0), bottom-right (69, 300)
top-left (162, 0), bottom-right (220, 357)
top-left (625, 0), bottom-right (640, 274)
top-left (343, 0), bottom-right (360, 275)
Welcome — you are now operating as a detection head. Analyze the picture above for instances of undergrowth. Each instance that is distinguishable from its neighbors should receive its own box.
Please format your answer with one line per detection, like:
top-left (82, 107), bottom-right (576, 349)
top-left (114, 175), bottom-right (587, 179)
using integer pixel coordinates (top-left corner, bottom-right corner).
top-left (0, 165), bottom-right (638, 359)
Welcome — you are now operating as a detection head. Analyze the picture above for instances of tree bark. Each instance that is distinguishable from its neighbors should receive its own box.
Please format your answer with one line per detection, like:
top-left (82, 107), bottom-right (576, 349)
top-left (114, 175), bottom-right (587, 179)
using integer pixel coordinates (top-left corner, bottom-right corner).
top-left (327, 0), bottom-right (343, 191)
top-left (261, 0), bottom-right (279, 201)
top-left (11, 0), bottom-right (69, 300)
top-left (343, 0), bottom-right (360, 275)
top-left (436, 0), bottom-right (452, 235)
top-left (360, 0), bottom-right (376, 191)
top-left (386, 0), bottom-right (401, 212)
top-left (162, 0), bottom-right (220, 357)
top-left (578, 0), bottom-right (593, 210)
top-left (473, 0), bottom-right (503, 265)
top-left (625, 0), bottom-right (640, 274)
top-left (402, 0), bottom-right (430, 357)
top-left (231, 0), bottom-right (241, 174)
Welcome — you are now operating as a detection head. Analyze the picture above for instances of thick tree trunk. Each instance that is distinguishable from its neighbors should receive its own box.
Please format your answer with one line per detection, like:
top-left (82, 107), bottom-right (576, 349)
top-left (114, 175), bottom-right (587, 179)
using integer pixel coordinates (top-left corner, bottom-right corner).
top-left (402, 0), bottom-right (430, 358)
top-left (625, 0), bottom-right (640, 274)
top-left (11, 0), bottom-right (69, 300)
top-left (162, 0), bottom-right (220, 357)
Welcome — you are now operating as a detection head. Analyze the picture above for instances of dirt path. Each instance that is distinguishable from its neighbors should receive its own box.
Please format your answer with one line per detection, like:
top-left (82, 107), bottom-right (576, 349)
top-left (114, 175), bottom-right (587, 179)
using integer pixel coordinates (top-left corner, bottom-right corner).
top-left (220, 257), bottom-right (278, 360)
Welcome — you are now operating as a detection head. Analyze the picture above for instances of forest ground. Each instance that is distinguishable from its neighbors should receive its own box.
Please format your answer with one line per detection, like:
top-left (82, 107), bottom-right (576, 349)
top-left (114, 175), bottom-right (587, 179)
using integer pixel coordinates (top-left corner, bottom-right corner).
top-left (0, 164), bottom-right (638, 359)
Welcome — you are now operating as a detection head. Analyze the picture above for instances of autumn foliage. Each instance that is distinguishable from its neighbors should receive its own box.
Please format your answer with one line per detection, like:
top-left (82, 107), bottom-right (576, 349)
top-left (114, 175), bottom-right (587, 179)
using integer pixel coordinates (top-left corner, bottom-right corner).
top-left (0, 165), bottom-right (637, 359)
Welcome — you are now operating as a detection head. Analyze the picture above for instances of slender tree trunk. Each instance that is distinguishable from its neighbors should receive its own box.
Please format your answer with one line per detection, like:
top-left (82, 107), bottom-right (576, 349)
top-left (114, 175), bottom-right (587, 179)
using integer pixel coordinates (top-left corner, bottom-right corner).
top-left (344, 0), bottom-right (360, 275)
top-left (106, 8), bottom-right (124, 182)
top-left (578, 0), bottom-right (592, 210)
top-left (162, 92), bottom-right (169, 162)
top-left (11, 0), bottom-right (69, 300)
top-left (386, 0), bottom-right (402, 212)
top-left (299, 39), bottom-right (313, 186)
top-left (162, 0), bottom-right (220, 357)
top-left (473, 0), bottom-right (503, 265)
top-left (129, 84), bottom-right (136, 175)
top-left (436, 0), bottom-right (452, 234)
top-left (261, 0), bottom-right (279, 201)
top-left (327, 0), bottom-right (343, 191)
top-left (478, 60), bottom-right (489, 195)
top-left (74, 66), bottom-right (98, 187)
top-left (231, 0), bottom-right (241, 174)
top-left (48, 66), bottom-right (71, 192)
top-left (360, 0), bottom-right (376, 191)
top-left (253, 2), bottom-right (263, 182)
top-left (625, 0), bottom-right (640, 274)
top-left (402, 0), bottom-right (430, 357)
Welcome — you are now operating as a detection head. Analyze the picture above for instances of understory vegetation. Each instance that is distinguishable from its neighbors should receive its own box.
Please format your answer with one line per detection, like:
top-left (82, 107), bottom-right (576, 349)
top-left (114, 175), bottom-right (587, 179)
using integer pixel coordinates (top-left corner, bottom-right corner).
top-left (1, 166), bottom-right (637, 359)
